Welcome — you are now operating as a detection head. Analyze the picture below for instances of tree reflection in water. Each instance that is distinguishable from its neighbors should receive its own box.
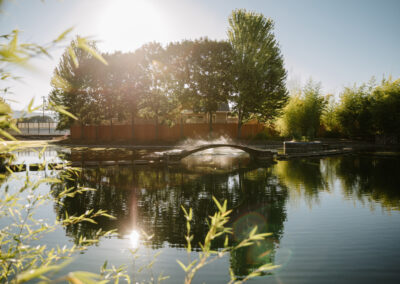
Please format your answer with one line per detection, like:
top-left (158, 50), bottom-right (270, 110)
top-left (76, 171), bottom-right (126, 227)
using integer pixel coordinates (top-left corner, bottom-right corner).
top-left (273, 157), bottom-right (330, 206)
top-left (51, 158), bottom-right (288, 277)
top-left (50, 152), bottom-right (400, 277)
top-left (334, 155), bottom-right (400, 211)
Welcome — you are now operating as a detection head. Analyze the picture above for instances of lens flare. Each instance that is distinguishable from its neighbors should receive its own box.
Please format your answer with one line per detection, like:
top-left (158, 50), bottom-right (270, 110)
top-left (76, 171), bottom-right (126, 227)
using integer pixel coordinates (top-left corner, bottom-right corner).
top-left (128, 230), bottom-right (140, 248)
top-left (232, 212), bottom-right (267, 241)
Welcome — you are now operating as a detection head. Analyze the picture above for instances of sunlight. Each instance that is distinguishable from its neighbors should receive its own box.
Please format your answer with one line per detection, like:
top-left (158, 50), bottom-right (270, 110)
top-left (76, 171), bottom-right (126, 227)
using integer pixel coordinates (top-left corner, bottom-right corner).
top-left (96, 0), bottom-right (168, 51)
top-left (128, 229), bottom-right (140, 248)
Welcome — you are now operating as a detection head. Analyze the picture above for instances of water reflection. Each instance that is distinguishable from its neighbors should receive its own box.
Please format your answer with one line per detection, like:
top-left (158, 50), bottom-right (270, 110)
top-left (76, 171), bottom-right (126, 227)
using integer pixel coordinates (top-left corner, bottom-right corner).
top-left (182, 147), bottom-right (251, 174)
top-left (334, 155), bottom-right (400, 211)
top-left (274, 158), bottom-right (329, 205)
top-left (47, 151), bottom-right (400, 278)
top-left (128, 230), bottom-right (140, 249)
top-left (51, 161), bottom-right (288, 277)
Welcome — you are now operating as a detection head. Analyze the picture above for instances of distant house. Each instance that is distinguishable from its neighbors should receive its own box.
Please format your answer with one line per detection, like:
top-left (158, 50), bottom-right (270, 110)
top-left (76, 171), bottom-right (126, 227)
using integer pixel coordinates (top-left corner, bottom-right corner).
top-left (13, 111), bottom-right (56, 123)
top-left (181, 103), bottom-right (237, 124)
top-left (19, 115), bottom-right (55, 123)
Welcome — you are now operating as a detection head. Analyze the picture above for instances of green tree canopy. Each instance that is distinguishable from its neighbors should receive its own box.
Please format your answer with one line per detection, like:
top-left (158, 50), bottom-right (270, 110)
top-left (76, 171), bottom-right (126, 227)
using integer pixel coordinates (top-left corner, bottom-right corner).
top-left (227, 9), bottom-right (288, 138)
top-left (335, 83), bottom-right (374, 138)
top-left (178, 38), bottom-right (233, 133)
top-left (278, 80), bottom-right (326, 140)
top-left (370, 78), bottom-right (400, 137)
top-left (49, 38), bottom-right (102, 129)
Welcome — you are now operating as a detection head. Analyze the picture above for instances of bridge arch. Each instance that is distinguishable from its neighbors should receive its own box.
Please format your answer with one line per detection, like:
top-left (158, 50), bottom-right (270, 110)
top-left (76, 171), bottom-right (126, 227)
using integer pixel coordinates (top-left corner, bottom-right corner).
top-left (174, 144), bottom-right (273, 161)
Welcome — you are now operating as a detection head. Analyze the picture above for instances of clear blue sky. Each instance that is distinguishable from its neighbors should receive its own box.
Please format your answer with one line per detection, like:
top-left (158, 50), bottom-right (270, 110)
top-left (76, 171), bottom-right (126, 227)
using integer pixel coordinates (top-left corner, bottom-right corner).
top-left (1, 0), bottom-right (399, 110)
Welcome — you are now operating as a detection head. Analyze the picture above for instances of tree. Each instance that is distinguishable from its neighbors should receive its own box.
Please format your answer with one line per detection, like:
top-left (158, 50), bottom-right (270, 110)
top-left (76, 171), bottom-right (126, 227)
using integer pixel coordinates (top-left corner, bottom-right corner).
top-left (277, 91), bottom-right (303, 139)
top-left (278, 80), bottom-right (326, 140)
top-left (301, 81), bottom-right (326, 138)
top-left (227, 9), bottom-right (288, 138)
top-left (183, 38), bottom-right (233, 134)
top-left (118, 51), bottom-right (147, 139)
top-left (336, 83), bottom-right (373, 138)
top-left (136, 42), bottom-right (178, 140)
top-left (49, 38), bottom-right (104, 130)
top-left (370, 78), bottom-right (400, 138)
top-left (321, 94), bottom-right (341, 137)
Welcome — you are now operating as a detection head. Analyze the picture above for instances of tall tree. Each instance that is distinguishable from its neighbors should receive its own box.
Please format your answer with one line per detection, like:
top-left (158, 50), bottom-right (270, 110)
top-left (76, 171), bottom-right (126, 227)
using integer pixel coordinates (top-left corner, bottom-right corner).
top-left (370, 78), bottom-right (400, 138)
top-left (336, 83), bottom-right (373, 138)
top-left (49, 38), bottom-right (103, 130)
top-left (120, 51), bottom-right (147, 139)
top-left (227, 9), bottom-right (288, 138)
top-left (183, 38), bottom-right (233, 134)
top-left (136, 42), bottom-right (177, 140)
top-left (278, 80), bottom-right (326, 140)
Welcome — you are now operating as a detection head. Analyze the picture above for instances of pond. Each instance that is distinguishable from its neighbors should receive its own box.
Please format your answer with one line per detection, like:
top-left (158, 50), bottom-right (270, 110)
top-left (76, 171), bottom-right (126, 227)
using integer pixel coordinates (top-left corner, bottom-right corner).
top-left (2, 147), bottom-right (400, 283)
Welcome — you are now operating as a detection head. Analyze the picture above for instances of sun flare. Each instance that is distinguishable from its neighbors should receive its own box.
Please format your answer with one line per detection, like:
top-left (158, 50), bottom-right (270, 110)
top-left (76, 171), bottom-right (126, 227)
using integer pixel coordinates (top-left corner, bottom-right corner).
top-left (96, 0), bottom-right (167, 51)
top-left (128, 230), bottom-right (140, 248)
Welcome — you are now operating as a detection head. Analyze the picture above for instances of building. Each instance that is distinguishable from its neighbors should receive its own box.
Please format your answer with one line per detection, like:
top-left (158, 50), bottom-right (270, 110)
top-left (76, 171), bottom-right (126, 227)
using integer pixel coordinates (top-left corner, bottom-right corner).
top-left (181, 103), bottom-right (238, 124)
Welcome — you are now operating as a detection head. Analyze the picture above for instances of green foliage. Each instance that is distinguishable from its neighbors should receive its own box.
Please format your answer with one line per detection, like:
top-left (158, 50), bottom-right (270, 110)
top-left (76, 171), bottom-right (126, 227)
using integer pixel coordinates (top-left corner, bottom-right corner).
top-left (335, 83), bottom-right (374, 138)
top-left (0, 8), bottom-right (120, 282)
top-left (278, 80), bottom-right (326, 140)
top-left (0, 99), bottom-right (18, 140)
top-left (0, 166), bottom-right (117, 283)
top-left (323, 77), bottom-right (400, 139)
top-left (51, 40), bottom-right (180, 132)
top-left (320, 94), bottom-right (341, 137)
top-left (136, 42), bottom-right (179, 134)
top-left (179, 197), bottom-right (278, 284)
top-left (0, 26), bottom-right (76, 140)
top-left (279, 76), bottom-right (400, 140)
top-left (49, 37), bottom-right (105, 130)
top-left (51, 10), bottom-right (288, 138)
top-left (228, 9), bottom-right (288, 137)
top-left (369, 78), bottom-right (400, 137)
top-left (179, 38), bottom-right (233, 133)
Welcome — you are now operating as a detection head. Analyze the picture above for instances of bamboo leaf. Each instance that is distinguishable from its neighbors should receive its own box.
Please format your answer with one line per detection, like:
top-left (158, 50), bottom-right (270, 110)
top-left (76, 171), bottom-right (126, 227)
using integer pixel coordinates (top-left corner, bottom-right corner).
top-left (0, 128), bottom-right (16, 141)
top-left (249, 226), bottom-right (258, 238)
top-left (54, 27), bottom-right (74, 43)
top-left (76, 37), bottom-right (108, 66)
top-left (176, 260), bottom-right (187, 272)
top-left (212, 196), bottom-right (223, 212)
top-left (50, 104), bottom-right (78, 120)
top-left (68, 46), bottom-right (79, 68)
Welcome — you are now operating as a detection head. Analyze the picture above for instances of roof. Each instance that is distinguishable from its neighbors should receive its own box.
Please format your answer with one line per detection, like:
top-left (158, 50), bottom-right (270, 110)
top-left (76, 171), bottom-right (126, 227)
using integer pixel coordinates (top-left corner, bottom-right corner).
top-left (181, 102), bottom-right (230, 114)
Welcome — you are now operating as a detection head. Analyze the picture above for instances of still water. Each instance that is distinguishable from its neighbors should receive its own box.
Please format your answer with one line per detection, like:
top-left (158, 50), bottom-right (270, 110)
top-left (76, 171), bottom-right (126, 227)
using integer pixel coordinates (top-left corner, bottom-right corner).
top-left (3, 147), bottom-right (400, 283)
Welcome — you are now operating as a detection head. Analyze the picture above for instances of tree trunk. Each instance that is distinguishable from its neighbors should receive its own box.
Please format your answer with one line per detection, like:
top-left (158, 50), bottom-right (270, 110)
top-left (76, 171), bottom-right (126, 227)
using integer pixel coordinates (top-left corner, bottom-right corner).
top-left (131, 111), bottom-right (135, 142)
top-left (95, 121), bottom-right (98, 142)
top-left (208, 111), bottom-right (213, 138)
top-left (81, 121), bottom-right (84, 140)
top-left (154, 115), bottom-right (159, 141)
top-left (237, 110), bottom-right (243, 140)
top-left (180, 116), bottom-right (183, 140)
top-left (110, 118), bottom-right (113, 141)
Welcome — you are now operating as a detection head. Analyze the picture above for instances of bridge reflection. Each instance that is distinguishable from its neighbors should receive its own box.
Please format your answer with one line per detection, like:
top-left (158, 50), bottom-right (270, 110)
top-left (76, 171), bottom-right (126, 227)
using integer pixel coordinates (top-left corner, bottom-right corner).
top-left (51, 161), bottom-right (287, 277)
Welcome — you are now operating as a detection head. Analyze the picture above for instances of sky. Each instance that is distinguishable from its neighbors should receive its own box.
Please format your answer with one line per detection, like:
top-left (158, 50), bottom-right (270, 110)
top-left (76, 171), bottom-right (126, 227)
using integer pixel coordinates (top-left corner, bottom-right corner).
top-left (1, 0), bottom-right (400, 110)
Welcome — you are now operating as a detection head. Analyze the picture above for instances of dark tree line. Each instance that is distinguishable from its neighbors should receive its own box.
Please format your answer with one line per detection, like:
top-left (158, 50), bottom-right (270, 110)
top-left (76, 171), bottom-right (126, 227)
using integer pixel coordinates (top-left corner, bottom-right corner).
top-left (50, 10), bottom-right (288, 138)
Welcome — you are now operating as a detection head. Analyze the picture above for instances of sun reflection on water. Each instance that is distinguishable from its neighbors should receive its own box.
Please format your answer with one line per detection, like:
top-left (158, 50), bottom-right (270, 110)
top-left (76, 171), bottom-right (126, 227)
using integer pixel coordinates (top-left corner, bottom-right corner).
top-left (128, 230), bottom-right (140, 248)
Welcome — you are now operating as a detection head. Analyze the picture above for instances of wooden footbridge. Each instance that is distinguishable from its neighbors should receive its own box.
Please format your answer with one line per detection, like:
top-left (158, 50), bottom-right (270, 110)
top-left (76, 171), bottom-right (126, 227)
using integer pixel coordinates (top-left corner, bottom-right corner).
top-left (159, 144), bottom-right (275, 162)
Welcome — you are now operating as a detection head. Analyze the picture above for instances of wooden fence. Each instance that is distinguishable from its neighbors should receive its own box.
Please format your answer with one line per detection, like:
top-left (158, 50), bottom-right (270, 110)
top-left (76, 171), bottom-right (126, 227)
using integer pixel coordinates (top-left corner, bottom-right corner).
top-left (14, 122), bottom-right (69, 136)
top-left (70, 123), bottom-right (265, 143)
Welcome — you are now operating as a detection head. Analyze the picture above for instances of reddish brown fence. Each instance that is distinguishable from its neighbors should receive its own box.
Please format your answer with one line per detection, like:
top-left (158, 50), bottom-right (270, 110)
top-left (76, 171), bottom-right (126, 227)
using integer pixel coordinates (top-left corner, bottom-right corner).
top-left (70, 123), bottom-right (265, 143)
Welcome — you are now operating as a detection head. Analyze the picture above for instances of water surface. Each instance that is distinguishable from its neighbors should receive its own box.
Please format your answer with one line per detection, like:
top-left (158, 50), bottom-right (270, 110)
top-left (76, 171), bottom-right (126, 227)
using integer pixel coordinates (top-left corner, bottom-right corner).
top-left (2, 147), bottom-right (400, 283)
